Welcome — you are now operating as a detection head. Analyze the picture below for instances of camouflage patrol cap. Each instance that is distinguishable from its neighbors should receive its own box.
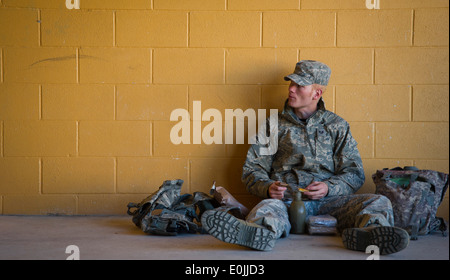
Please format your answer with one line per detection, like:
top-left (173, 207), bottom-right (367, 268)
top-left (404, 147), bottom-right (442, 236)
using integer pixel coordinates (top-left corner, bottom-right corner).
top-left (284, 60), bottom-right (331, 86)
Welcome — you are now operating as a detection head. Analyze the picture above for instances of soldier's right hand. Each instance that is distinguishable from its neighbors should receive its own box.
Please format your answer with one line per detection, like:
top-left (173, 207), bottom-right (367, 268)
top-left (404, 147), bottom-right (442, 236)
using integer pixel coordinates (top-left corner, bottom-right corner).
top-left (268, 181), bottom-right (287, 200)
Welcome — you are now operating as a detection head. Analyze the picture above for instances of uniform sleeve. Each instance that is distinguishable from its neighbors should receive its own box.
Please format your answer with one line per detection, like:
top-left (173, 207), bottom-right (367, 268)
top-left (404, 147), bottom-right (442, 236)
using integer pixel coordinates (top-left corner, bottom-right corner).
top-left (241, 143), bottom-right (276, 199)
top-left (324, 123), bottom-right (365, 196)
top-left (242, 114), bottom-right (280, 199)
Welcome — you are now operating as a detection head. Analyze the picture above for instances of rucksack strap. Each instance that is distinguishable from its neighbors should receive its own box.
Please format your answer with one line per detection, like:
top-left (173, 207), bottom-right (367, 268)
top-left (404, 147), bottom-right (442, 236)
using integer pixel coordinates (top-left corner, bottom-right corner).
top-left (430, 217), bottom-right (448, 237)
top-left (384, 166), bottom-right (419, 171)
top-left (126, 202), bottom-right (139, 216)
top-left (143, 208), bottom-right (200, 236)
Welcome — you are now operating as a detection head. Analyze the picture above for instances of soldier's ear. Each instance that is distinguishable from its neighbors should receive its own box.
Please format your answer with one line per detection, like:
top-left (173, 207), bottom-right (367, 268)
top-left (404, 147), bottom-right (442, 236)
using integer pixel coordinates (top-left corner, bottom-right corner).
top-left (313, 88), bottom-right (323, 100)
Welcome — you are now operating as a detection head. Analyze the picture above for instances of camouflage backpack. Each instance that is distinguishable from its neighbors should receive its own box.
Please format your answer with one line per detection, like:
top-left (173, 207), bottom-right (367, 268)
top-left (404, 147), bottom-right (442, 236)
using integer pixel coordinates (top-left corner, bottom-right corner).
top-left (373, 167), bottom-right (449, 240)
top-left (126, 179), bottom-right (219, 236)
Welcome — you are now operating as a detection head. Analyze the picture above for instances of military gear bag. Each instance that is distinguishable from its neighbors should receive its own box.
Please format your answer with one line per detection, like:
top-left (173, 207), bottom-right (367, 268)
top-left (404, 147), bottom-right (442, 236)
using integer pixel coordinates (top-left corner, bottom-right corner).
top-left (373, 167), bottom-right (449, 240)
top-left (127, 179), bottom-right (219, 236)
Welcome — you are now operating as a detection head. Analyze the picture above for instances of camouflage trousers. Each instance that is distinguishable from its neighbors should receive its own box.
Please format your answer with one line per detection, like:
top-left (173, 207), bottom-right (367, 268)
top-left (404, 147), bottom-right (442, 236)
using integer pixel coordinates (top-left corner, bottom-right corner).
top-left (246, 194), bottom-right (394, 239)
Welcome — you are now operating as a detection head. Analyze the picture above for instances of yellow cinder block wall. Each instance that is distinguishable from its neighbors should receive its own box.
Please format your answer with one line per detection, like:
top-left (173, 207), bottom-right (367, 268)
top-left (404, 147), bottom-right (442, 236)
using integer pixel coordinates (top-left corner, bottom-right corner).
top-left (0, 0), bottom-right (448, 219)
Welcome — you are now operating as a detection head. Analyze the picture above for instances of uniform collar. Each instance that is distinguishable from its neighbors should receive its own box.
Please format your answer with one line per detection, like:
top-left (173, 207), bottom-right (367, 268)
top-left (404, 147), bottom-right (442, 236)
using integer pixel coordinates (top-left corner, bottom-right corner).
top-left (282, 98), bottom-right (327, 126)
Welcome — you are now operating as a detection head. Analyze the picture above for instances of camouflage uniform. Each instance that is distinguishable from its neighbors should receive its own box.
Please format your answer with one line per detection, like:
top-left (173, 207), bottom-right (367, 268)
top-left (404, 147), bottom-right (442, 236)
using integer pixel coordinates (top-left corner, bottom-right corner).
top-left (242, 61), bottom-right (395, 239)
top-left (246, 194), bottom-right (394, 239)
top-left (202, 60), bottom-right (405, 253)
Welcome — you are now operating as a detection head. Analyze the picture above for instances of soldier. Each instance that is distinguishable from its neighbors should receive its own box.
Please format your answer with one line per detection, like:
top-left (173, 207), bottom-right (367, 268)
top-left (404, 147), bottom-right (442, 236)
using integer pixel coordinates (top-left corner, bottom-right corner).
top-left (202, 60), bottom-right (410, 255)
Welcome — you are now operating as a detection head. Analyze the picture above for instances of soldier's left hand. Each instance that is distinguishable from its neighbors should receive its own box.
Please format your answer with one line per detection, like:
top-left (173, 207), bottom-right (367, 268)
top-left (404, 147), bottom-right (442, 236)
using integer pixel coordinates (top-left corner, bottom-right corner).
top-left (304, 181), bottom-right (328, 200)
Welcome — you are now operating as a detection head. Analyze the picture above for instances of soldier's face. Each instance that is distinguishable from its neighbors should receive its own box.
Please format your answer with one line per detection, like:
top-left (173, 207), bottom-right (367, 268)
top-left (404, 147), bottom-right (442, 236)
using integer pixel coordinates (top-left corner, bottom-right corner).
top-left (287, 81), bottom-right (315, 110)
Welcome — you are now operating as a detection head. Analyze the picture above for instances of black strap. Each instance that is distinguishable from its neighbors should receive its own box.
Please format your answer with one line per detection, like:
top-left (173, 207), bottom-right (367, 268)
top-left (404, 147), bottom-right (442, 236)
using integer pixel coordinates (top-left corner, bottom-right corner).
top-left (430, 217), bottom-right (448, 237)
top-left (126, 202), bottom-right (139, 215)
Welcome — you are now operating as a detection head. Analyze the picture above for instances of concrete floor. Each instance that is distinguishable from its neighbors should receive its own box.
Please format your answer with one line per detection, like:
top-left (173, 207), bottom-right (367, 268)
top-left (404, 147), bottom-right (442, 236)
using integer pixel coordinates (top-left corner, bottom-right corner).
top-left (0, 215), bottom-right (448, 260)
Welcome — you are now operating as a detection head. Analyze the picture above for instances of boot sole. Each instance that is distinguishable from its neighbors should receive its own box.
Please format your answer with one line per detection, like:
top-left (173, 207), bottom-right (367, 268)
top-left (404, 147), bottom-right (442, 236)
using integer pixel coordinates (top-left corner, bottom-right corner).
top-left (342, 226), bottom-right (409, 255)
top-left (201, 210), bottom-right (276, 251)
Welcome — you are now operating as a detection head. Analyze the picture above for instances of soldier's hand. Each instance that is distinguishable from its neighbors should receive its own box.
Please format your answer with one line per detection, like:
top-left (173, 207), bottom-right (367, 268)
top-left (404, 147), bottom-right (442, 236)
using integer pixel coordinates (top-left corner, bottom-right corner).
top-left (304, 181), bottom-right (328, 200)
top-left (268, 181), bottom-right (287, 200)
